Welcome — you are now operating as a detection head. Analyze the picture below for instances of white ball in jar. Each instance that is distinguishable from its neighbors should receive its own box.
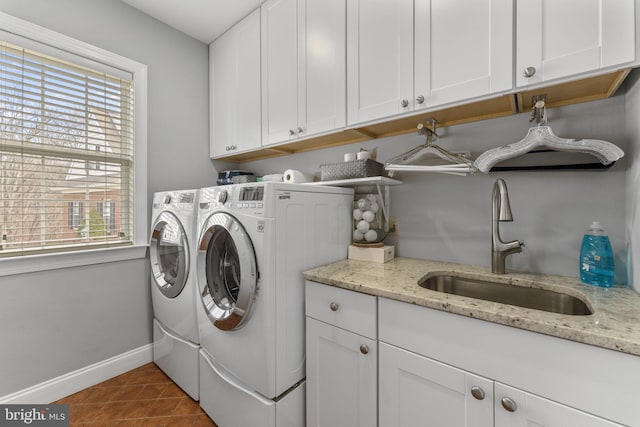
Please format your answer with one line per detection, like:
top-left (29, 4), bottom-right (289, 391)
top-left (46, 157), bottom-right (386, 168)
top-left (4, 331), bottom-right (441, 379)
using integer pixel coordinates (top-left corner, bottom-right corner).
top-left (356, 198), bottom-right (370, 211)
top-left (356, 220), bottom-right (370, 233)
top-left (353, 209), bottom-right (363, 221)
top-left (353, 229), bottom-right (364, 241)
top-left (364, 229), bottom-right (378, 242)
top-left (369, 202), bottom-right (379, 213)
top-left (362, 210), bottom-right (375, 222)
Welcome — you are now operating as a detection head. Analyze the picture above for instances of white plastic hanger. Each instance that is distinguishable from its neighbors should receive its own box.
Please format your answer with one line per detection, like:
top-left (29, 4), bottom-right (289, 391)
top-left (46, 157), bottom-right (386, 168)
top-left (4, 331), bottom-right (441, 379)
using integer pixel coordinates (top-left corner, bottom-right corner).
top-left (385, 119), bottom-right (477, 176)
top-left (474, 100), bottom-right (624, 173)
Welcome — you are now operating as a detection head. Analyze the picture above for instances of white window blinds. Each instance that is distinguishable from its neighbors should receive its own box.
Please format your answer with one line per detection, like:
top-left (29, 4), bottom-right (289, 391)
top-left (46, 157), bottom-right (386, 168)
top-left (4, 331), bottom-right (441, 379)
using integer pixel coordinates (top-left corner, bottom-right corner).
top-left (0, 40), bottom-right (134, 256)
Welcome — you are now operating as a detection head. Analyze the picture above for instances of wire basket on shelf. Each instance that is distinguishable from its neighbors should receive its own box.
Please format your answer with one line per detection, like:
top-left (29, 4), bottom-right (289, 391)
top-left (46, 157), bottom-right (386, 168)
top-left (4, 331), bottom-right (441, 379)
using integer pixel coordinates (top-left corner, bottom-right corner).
top-left (320, 159), bottom-right (384, 181)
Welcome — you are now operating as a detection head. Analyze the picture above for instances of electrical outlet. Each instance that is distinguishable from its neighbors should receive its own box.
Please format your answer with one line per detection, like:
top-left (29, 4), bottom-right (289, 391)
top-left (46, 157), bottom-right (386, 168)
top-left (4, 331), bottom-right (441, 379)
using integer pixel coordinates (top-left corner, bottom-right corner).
top-left (388, 216), bottom-right (399, 235)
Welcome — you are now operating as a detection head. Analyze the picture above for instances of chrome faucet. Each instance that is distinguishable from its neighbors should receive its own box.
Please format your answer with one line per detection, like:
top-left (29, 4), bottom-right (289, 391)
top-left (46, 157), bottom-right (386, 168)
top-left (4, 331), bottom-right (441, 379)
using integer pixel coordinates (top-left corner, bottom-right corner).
top-left (491, 178), bottom-right (524, 274)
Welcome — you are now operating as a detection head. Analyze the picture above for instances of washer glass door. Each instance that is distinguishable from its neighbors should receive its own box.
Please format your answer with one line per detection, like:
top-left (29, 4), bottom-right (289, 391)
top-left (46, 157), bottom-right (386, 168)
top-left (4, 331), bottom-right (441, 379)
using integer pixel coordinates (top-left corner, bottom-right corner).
top-left (198, 212), bottom-right (257, 331)
top-left (150, 211), bottom-right (190, 298)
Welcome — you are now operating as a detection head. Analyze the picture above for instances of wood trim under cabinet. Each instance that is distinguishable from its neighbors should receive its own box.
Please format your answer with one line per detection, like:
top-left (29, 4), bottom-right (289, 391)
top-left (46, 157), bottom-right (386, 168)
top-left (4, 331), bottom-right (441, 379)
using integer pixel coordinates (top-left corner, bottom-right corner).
top-left (215, 69), bottom-right (630, 163)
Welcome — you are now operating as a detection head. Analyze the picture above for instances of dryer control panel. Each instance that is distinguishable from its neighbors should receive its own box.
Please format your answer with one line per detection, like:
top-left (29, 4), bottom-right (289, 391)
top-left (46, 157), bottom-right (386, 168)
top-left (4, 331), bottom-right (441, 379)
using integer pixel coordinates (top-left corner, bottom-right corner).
top-left (199, 186), bottom-right (265, 215)
top-left (236, 186), bottom-right (264, 210)
top-left (239, 186), bottom-right (264, 202)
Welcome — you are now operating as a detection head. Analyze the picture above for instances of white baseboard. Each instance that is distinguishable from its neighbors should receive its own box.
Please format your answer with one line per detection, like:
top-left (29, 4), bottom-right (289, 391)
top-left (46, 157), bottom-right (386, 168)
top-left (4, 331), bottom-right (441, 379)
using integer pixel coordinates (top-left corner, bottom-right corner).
top-left (0, 344), bottom-right (152, 404)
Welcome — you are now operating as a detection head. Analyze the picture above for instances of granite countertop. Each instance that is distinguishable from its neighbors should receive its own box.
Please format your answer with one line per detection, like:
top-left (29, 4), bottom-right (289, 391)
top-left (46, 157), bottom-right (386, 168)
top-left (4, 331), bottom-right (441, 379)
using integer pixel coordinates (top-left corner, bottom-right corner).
top-left (303, 257), bottom-right (640, 357)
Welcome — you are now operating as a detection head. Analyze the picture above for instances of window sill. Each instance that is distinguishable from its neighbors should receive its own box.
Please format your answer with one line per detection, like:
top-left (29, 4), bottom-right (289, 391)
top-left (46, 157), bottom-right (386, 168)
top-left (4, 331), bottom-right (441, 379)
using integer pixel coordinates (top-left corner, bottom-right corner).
top-left (0, 245), bottom-right (148, 277)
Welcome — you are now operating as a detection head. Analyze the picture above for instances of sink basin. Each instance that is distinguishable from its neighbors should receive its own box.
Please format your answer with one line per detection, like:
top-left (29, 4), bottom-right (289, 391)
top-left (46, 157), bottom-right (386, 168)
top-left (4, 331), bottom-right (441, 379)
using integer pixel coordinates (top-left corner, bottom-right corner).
top-left (418, 272), bottom-right (592, 316)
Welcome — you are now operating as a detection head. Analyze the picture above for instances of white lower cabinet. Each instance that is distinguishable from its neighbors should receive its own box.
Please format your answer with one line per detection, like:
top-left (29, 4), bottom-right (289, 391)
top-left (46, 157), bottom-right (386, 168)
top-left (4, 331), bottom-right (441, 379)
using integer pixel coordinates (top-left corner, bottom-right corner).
top-left (494, 383), bottom-right (623, 427)
top-left (306, 281), bottom-right (634, 427)
top-left (379, 342), bottom-right (624, 427)
top-left (306, 318), bottom-right (377, 427)
top-left (305, 280), bottom-right (378, 427)
top-left (379, 342), bottom-right (493, 427)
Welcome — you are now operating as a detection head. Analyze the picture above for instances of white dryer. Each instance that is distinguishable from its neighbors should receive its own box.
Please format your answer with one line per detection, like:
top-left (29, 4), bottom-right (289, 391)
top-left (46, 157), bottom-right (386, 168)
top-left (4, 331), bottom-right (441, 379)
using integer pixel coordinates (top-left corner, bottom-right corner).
top-left (149, 190), bottom-right (199, 400)
top-left (196, 182), bottom-right (353, 427)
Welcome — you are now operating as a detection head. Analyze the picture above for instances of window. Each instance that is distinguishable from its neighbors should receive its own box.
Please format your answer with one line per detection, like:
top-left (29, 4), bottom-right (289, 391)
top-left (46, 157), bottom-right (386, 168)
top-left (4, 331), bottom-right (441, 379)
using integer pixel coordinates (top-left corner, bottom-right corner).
top-left (97, 200), bottom-right (116, 234)
top-left (67, 201), bottom-right (83, 230)
top-left (0, 14), bottom-right (147, 259)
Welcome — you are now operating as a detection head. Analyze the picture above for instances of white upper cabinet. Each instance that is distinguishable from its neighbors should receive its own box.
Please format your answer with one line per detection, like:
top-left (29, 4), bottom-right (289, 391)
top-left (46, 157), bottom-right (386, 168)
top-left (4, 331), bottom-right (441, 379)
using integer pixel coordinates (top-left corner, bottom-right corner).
top-left (414, 0), bottom-right (513, 109)
top-left (305, 0), bottom-right (347, 136)
top-left (211, 0), bottom-right (637, 159)
top-left (516, 0), bottom-right (635, 87)
top-left (261, 0), bottom-right (300, 145)
top-left (347, 0), bottom-right (513, 126)
top-left (262, 0), bottom-right (346, 146)
top-left (347, 0), bottom-right (414, 125)
top-left (210, 9), bottom-right (261, 158)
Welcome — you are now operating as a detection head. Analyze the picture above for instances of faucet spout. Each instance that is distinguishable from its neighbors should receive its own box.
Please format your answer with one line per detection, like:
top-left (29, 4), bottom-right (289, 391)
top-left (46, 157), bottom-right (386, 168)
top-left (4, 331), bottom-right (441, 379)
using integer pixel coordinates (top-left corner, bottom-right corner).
top-left (491, 179), bottom-right (524, 274)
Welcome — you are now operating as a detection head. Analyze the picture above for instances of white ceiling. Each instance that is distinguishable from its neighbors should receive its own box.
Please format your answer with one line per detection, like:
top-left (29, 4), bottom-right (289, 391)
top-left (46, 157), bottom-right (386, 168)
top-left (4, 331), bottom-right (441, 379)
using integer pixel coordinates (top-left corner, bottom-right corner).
top-left (121, 0), bottom-right (264, 44)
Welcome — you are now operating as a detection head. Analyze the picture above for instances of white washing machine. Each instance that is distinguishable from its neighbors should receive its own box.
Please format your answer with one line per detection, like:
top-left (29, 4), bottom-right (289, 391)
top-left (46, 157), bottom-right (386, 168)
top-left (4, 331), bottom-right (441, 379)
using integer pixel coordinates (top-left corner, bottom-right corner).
top-left (149, 190), bottom-right (200, 400)
top-left (196, 182), bottom-right (353, 427)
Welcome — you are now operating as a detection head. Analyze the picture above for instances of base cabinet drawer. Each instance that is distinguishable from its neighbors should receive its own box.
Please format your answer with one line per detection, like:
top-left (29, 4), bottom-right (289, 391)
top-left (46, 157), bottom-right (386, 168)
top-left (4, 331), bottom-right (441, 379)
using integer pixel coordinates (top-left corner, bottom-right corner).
top-left (305, 280), bottom-right (376, 339)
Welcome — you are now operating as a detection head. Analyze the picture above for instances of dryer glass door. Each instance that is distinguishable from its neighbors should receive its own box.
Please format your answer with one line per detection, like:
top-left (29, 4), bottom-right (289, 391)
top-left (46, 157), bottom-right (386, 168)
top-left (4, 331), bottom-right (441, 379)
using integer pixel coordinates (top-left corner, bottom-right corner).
top-left (150, 211), bottom-right (190, 298)
top-left (198, 212), bottom-right (258, 331)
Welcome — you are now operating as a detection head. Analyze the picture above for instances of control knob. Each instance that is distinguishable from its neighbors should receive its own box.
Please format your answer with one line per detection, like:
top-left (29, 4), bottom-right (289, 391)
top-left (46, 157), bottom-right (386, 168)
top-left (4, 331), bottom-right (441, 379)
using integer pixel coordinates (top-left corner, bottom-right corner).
top-left (217, 190), bottom-right (228, 204)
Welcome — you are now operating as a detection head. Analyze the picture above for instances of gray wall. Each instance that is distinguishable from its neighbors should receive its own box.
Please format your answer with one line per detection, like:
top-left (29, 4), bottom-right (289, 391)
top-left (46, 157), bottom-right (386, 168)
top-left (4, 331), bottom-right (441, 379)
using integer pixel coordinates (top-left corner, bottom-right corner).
top-left (625, 71), bottom-right (640, 293)
top-left (0, 0), bottom-right (213, 396)
top-left (0, 259), bottom-right (150, 395)
top-left (244, 96), bottom-right (629, 282)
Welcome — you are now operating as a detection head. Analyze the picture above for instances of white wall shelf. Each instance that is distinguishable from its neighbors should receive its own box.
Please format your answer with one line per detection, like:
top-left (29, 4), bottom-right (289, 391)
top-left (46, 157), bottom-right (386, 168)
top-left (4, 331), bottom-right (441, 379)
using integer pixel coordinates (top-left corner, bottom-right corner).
top-left (305, 176), bottom-right (402, 187)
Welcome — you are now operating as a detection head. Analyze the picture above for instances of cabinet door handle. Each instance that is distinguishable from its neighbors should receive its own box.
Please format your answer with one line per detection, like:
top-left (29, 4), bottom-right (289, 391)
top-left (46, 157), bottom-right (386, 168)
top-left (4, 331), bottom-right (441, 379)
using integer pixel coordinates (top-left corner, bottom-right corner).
top-left (360, 344), bottom-right (369, 354)
top-left (400, 99), bottom-right (409, 108)
top-left (470, 386), bottom-right (485, 400)
top-left (522, 66), bottom-right (536, 78)
top-left (297, 127), bottom-right (304, 134)
top-left (289, 129), bottom-right (296, 136)
top-left (329, 302), bottom-right (339, 311)
top-left (416, 95), bottom-right (425, 104)
top-left (501, 397), bottom-right (517, 412)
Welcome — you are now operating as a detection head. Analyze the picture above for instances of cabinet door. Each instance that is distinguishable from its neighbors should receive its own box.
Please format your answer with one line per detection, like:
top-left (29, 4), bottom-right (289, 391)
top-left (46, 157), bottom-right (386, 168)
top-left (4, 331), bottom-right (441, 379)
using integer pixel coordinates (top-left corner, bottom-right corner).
top-left (210, 9), bottom-right (261, 158)
top-left (414, 0), bottom-right (512, 109)
top-left (379, 342), bottom-right (493, 427)
top-left (347, 0), bottom-right (414, 125)
top-left (261, 0), bottom-right (302, 145)
top-left (304, 0), bottom-right (346, 136)
top-left (516, 0), bottom-right (635, 87)
top-left (495, 383), bottom-right (624, 427)
top-left (306, 317), bottom-right (377, 427)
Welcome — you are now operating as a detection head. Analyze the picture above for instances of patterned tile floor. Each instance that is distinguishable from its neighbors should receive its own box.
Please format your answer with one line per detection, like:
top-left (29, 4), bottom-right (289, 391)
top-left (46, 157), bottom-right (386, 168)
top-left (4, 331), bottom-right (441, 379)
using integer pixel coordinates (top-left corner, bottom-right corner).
top-left (54, 363), bottom-right (217, 426)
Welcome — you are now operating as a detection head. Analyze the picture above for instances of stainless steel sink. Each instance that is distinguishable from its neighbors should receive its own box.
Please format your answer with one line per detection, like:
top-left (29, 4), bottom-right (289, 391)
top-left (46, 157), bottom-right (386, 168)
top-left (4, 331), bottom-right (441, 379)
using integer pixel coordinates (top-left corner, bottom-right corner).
top-left (418, 272), bottom-right (592, 316)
